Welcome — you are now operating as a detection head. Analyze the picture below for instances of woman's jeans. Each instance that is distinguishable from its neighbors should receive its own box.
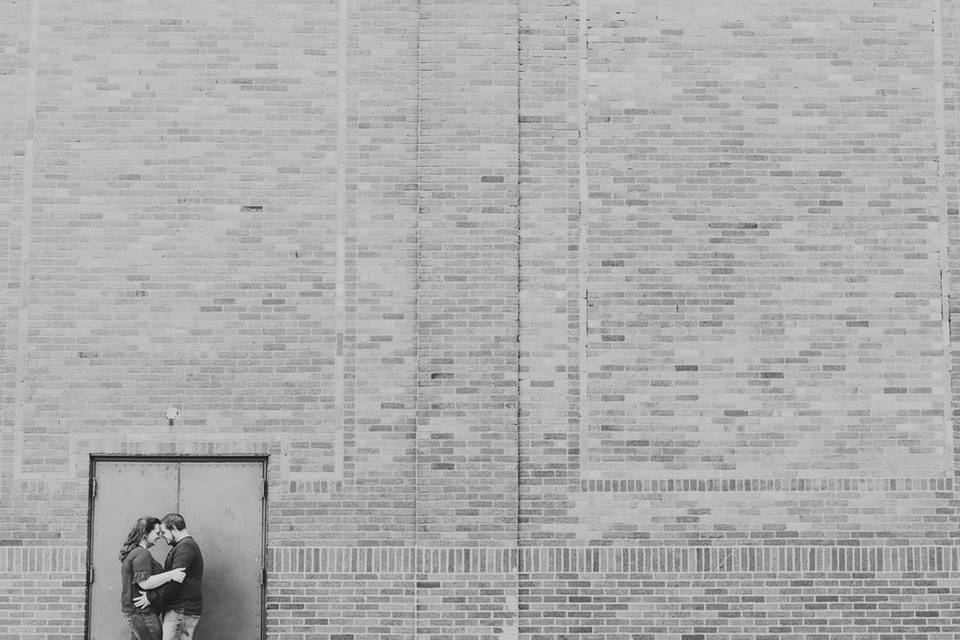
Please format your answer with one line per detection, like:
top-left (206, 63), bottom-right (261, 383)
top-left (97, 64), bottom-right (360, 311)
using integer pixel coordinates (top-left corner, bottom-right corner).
top-left (123, 611), bottom-right (162, 640)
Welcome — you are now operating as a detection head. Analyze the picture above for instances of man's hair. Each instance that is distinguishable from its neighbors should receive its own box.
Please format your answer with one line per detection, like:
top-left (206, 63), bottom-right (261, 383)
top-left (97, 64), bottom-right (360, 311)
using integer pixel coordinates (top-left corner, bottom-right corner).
top-left (160, 513), bottom-right (187, 531)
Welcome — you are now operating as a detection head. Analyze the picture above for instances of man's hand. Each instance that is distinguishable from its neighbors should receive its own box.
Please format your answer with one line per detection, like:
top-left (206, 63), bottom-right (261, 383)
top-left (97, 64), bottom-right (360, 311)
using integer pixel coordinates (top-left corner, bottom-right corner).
top-left (133, 593), bottom-right (151, 609)
top-left (169, 567), bottom-right (186, 583)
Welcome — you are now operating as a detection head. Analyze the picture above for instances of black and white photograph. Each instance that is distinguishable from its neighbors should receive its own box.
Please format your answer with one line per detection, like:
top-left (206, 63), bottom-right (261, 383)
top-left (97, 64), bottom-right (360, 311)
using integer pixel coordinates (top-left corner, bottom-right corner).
top-left (2, 0), bottom-right (959, 638)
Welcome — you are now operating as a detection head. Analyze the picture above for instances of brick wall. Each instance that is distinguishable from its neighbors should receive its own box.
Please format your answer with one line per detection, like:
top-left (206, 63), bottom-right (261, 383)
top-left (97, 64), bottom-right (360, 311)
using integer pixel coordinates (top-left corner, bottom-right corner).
top-left (4, 0), bottom-right (960, 638)
top-left (416, 0), bottom-right (520, 545)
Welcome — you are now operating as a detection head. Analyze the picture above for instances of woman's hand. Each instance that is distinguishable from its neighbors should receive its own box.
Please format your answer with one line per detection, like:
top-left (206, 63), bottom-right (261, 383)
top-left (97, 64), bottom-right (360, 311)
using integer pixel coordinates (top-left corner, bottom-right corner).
top-left (169, 567), bottom-right (186, 583)
top-left (133, 593), bottom-right (150, 609)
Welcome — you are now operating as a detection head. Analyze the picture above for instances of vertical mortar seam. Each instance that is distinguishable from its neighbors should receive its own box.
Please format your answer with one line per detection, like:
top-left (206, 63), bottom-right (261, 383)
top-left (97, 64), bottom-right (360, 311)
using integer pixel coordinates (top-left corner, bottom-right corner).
top-left (2, 1), bottom-right (18, 480)
top-left (414, 0), bottom-right (422, 632)
top-left (576, 0), bottom-right (589, 485)
top-left (934, 0), bottom-right (953, 457)
top-left (514, 0), bottom-right (523, 629)
top-left (333, 0), bottom-right (348, 484)
top-left (516, 0), bottom-right (523, 554)
top-left (14, 0), bottom-right (40, 479)
top-left (954, 8), bottom-right (960, 481)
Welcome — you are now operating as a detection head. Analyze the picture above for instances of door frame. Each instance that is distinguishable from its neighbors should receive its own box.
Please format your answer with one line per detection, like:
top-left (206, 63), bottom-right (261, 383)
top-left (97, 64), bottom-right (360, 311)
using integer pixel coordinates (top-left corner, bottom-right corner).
top-left (84, 454), bottom-right (269, 640)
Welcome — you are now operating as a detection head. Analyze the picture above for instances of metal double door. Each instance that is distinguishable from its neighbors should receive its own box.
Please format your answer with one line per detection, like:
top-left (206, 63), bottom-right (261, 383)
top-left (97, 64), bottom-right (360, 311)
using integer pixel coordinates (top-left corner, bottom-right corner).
top-left (87, 458), bottom-right (265, 639)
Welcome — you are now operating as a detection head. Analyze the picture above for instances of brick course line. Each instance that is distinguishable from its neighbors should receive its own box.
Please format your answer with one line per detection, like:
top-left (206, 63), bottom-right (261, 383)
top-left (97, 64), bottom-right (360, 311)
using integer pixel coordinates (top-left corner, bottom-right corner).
top-left (580, 477), bottom-right (954, 492)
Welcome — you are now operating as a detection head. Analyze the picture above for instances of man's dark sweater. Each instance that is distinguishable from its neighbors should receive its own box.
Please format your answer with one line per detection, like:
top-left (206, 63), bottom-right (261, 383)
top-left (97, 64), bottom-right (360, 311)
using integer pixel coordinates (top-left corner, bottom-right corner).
top-left (147, 536), bottom-right (204, 616)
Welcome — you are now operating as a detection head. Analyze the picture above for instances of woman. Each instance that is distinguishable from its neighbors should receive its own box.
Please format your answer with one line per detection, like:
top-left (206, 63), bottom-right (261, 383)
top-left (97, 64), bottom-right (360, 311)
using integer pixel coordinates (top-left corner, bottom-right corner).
top-left (119, 516), bottom-right (185, 640)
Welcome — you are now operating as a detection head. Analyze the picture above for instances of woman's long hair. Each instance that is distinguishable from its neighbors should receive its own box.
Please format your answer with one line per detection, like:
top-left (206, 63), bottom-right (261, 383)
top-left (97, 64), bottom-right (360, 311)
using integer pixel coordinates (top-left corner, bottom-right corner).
top-left (119, 516), bottom-right (160, 561)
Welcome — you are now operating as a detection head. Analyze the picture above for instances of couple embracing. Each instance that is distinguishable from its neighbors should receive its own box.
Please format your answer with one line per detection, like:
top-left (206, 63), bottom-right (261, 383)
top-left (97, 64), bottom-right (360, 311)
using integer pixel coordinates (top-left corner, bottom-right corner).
top-left (119, 513), bottom-right (204, 640)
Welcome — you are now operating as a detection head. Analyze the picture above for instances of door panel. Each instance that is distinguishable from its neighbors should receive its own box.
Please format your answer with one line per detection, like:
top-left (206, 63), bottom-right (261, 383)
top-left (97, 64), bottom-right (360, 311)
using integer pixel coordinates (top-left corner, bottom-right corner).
top-left (88, 459), bottom-right (265, 640)
top-left (179, 461), bottom-right (264, 640)
top-left (89, 461), bottom-right (178, 639)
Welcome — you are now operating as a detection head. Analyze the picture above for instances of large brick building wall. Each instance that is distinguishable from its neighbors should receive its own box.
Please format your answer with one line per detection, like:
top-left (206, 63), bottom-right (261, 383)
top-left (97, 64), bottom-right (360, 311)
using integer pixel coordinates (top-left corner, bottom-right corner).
top-left (4, 0), bottom-right (960, 637)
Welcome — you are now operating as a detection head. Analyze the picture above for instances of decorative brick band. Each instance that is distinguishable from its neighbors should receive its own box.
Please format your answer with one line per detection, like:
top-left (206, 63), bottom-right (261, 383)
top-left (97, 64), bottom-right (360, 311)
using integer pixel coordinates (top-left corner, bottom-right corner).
top-left (5, 546), bottom-right (960, 575)
top-left (267, 546), bottom-right (960, 575)
top-left (580, 477), bottom-right (954, 493)
top-left (270, 546), bottom-right (518, 575)
top-left (517, 546), bottom-right (960, 575)
top-left (0, 546), bottom-right (86, 573)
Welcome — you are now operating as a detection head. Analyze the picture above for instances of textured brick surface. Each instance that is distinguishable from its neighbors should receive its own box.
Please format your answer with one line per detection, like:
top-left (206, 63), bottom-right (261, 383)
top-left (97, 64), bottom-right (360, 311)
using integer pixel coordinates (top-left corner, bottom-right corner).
top-left (520, 572), bottom-right (960, 639)
top-left (581, 0), bottom-right (948, 481)
top-left (1, 0), bottom-right (30, 495)
top-left (942, 0), bottom-right (960, 544)
top-left (4, 0), bottom-right (960, 638)
top-left (416, 0), bottom-right (520, 545)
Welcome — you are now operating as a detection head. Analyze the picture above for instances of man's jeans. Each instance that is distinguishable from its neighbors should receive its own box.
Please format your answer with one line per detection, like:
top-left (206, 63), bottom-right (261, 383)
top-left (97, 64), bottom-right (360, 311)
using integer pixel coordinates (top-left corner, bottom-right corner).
top-left (161, 609), bottom-right (201, 640)
top-left (123, 611), bottom-right (162, 640)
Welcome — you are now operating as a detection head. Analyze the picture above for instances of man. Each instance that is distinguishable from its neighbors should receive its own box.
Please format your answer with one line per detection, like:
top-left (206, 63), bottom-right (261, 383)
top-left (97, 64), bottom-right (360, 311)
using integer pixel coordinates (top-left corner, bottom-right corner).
top-left (133, 513), bottom-right (204, 640)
